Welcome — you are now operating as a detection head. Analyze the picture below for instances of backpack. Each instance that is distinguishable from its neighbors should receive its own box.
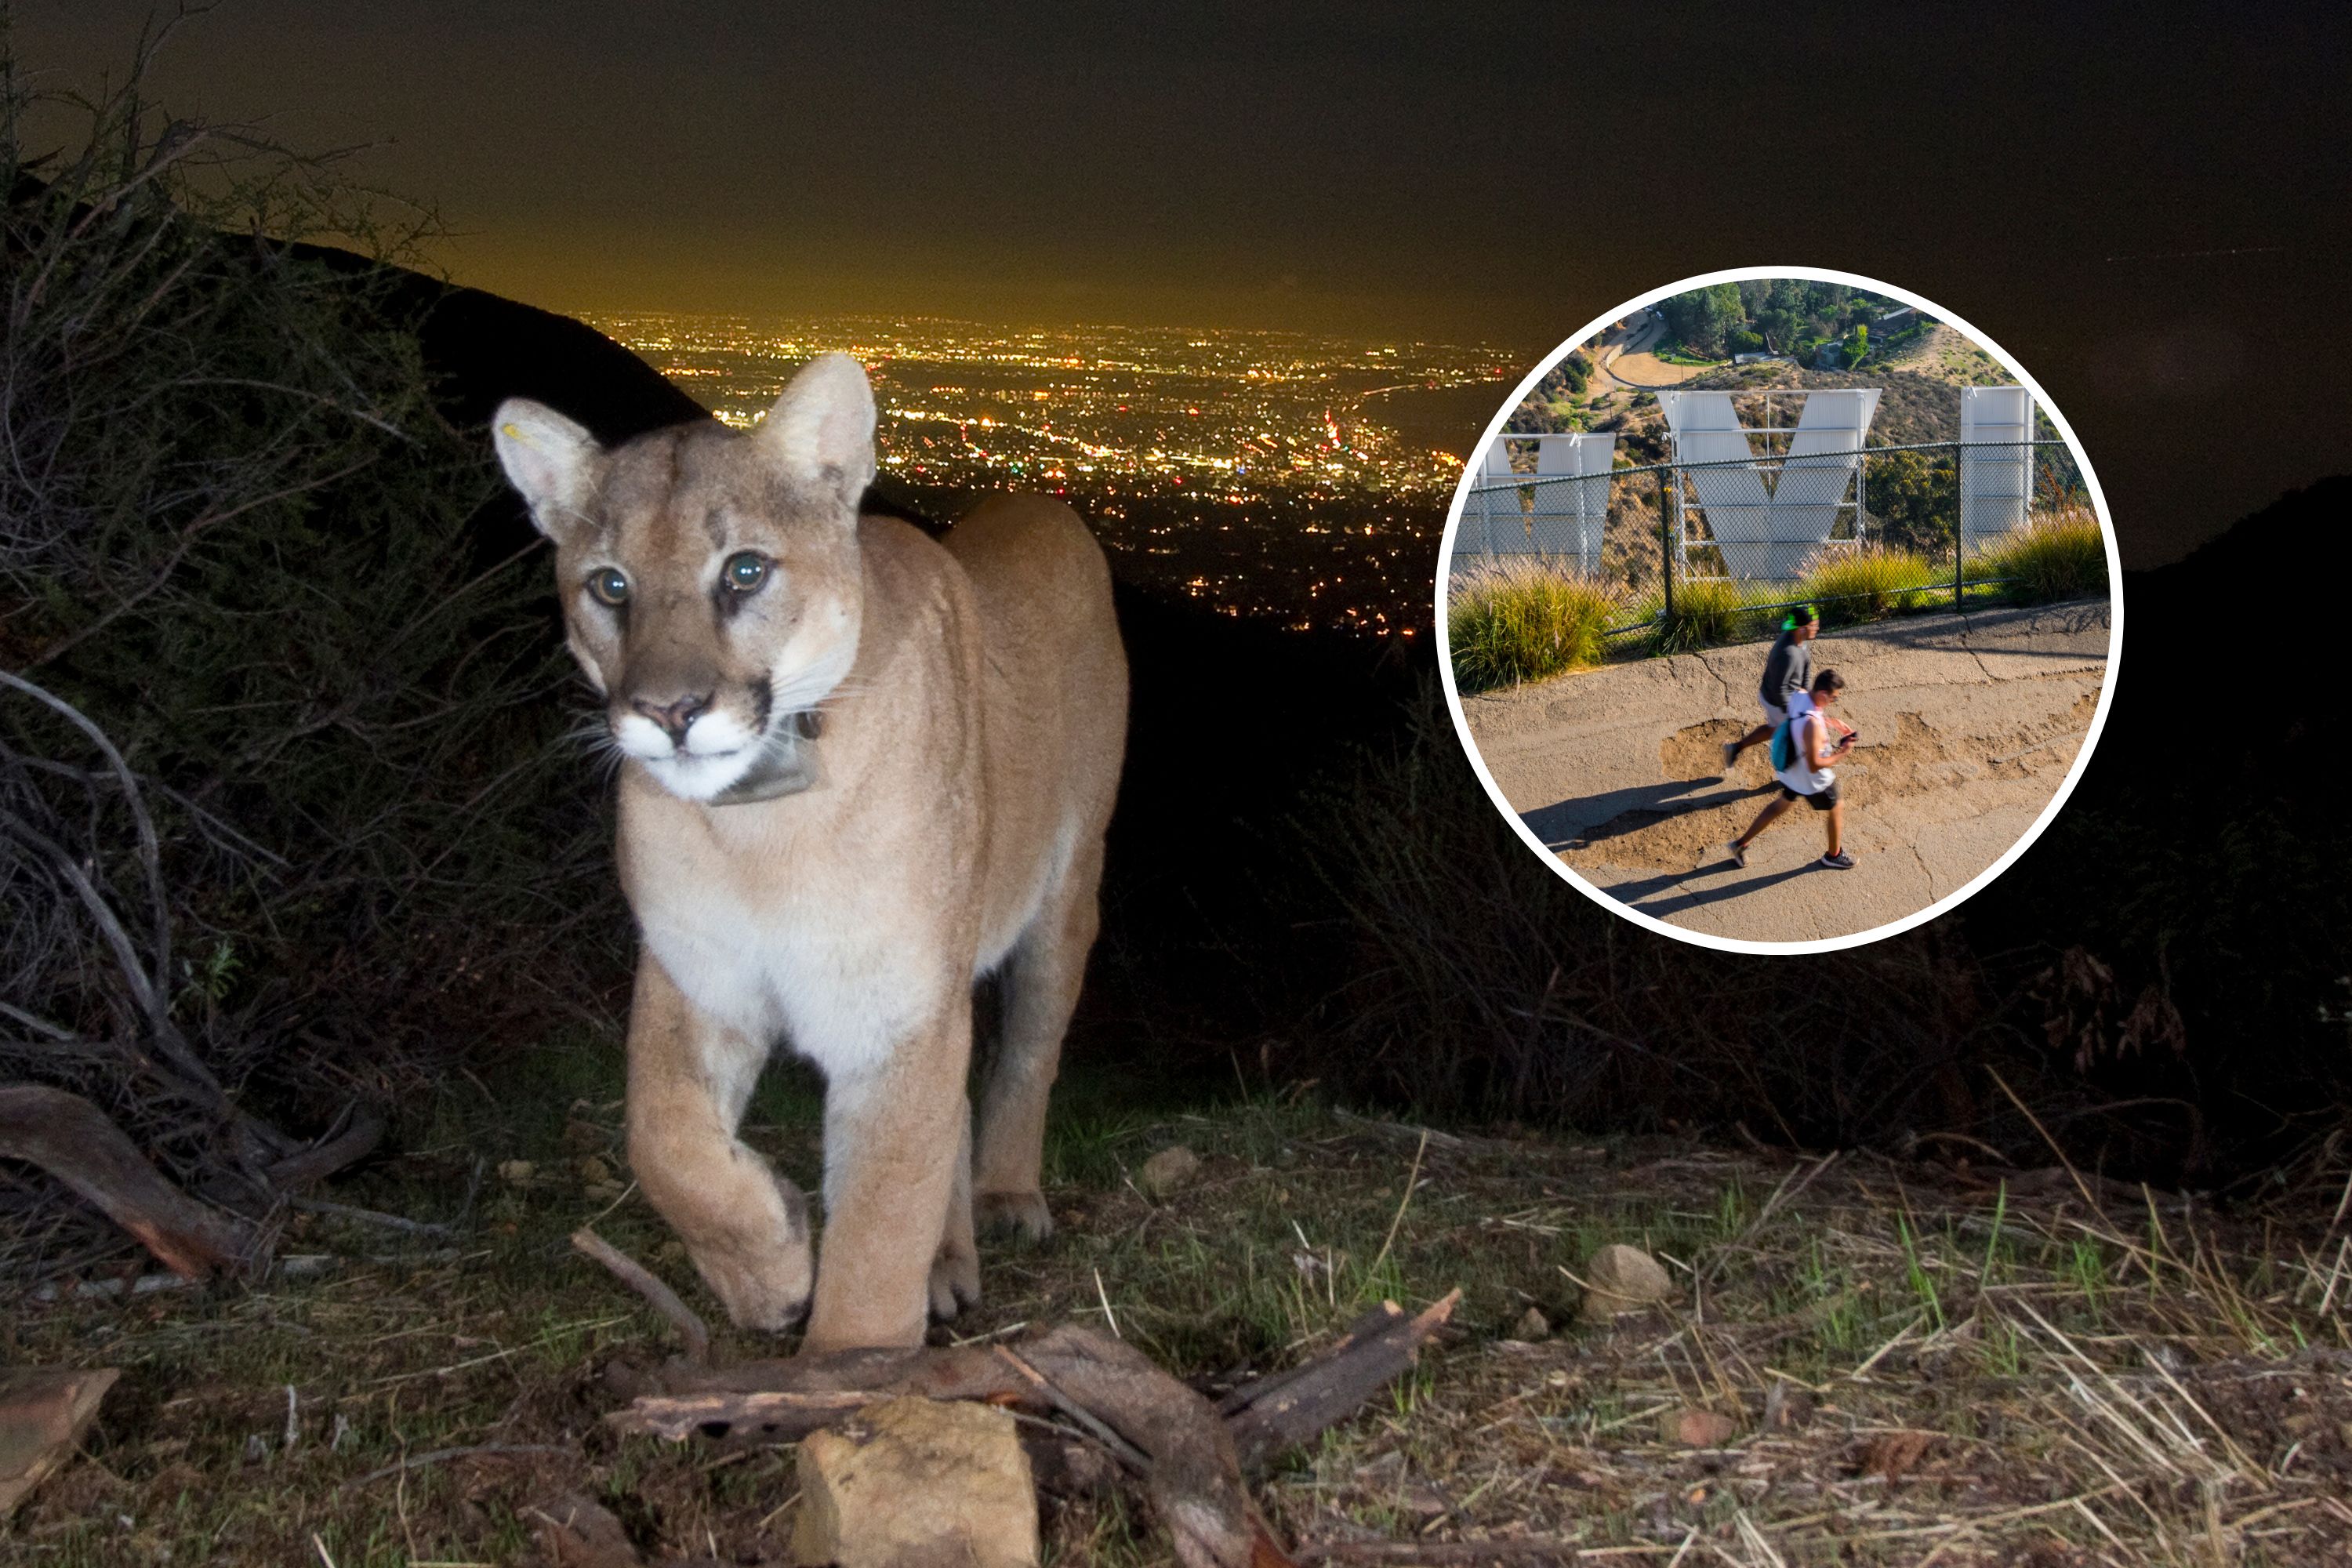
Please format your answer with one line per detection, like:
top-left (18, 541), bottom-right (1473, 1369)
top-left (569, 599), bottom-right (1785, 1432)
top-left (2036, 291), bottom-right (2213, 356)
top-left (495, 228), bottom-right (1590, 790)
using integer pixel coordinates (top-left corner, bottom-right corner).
top-left (1769, 710), bottom-right (1811, 773)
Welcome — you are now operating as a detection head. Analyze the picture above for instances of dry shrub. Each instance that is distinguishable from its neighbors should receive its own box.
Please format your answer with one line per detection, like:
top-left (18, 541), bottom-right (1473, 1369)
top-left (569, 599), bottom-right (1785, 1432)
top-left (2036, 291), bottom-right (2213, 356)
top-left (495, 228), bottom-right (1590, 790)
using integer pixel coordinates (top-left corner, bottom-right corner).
top-left (1, 16), bottom-right (621, 1266)
top-left (1276, 673), bottom-right (2352, 1183)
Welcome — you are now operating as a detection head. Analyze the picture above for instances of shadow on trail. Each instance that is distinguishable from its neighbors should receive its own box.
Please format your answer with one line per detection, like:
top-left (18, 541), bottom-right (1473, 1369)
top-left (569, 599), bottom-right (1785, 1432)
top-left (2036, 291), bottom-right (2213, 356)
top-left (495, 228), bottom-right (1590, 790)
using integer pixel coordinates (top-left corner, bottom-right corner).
top-left (1618, 858), bottom-right (1824, 916)
top-left (1524, 777), bottom-right (1773, 853)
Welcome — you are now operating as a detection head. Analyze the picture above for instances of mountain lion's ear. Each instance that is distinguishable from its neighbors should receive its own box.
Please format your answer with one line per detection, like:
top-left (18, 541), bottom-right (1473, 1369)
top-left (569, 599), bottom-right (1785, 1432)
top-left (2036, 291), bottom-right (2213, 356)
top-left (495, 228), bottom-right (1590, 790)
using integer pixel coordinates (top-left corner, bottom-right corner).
top-left (754, 353), bottom-right (876, 511)
top-left (492, 398), bottom-right (602, 541)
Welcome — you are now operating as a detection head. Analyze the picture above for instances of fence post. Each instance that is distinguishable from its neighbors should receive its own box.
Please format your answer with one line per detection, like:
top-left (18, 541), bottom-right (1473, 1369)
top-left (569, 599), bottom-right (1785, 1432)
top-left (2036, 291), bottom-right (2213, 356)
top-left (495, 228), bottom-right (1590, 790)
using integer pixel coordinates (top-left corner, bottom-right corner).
top-left (1659, 467), bottom-right (1673, 625)
top-left (1856, 448), bottom-right (1868, 542)
top-left (1952, 444), bottom-right (1964, 613)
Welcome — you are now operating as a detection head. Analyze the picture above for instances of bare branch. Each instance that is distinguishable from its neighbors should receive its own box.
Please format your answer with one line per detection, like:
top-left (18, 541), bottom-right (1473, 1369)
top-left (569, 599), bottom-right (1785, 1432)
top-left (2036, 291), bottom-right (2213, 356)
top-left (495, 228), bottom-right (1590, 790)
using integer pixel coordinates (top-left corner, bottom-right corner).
top-left (0, 670), bottom-right (172, 997)
top-left (571, 1227), bottom-right (710, 1367)
top-left (0, 1083), bottom-right (259, 1277)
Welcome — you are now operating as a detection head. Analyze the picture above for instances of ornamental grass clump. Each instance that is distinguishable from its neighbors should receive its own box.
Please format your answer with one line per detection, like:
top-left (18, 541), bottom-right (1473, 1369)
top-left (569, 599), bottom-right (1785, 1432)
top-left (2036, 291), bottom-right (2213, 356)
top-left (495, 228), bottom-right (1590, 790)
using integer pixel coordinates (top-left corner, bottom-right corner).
top-left (1446, 561), bottom-right (1623, 691)
top-left (1973, 508), bottom-right (2109, 604)
top-left (1633, 575), bottom-right (1782, 655)
top-left (1802, 545), bottom-right (1942, 623)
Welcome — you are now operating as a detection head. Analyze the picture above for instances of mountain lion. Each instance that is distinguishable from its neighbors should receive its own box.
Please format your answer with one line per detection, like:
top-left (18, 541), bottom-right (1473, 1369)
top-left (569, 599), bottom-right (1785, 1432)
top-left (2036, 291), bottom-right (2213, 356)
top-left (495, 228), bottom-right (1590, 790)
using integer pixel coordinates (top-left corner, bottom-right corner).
top-left (492, 354), bottom-right (1127, 1351)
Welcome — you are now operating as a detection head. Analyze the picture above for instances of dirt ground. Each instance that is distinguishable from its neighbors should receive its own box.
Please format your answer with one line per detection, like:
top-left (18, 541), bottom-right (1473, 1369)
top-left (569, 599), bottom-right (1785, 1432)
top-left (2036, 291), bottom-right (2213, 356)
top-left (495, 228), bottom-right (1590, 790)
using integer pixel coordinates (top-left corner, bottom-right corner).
top-left (1596, 315), bottom-right (1720, 389)
top-left (1457, 601), bottom-right (2114, 943)
top-left (4, 1070), bottom-right (2347, 1566)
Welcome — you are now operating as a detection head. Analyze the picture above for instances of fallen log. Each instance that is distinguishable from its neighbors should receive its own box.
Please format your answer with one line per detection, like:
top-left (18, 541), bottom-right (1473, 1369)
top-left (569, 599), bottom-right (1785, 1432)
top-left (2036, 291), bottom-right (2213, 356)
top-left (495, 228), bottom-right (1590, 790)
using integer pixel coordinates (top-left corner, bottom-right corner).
top-left (264, 1102), bottom-right (388, 1189)
top-left (615, 1290), bottom-right (1459, 1465)
top-left (1219, 1290), bottom-right (1462, 1468)
top-left (606, 1290), bottom-right (1460, 1568)
top-left (611, 1324), bottom-right (1275, 1567)
top-left (0, 1084), bottom-right (260, 1279)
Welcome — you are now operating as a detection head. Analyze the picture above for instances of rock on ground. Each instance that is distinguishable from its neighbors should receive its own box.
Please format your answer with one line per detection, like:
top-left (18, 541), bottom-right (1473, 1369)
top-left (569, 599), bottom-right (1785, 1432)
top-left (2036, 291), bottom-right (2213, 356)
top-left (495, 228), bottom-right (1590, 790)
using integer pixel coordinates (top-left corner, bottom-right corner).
top-left (1138, 1144), bottom-right (1203, 1197)
top-left (1661, 1406), bottom-right (1740, 1447)
top-left (1579, 1243), bottom-right (1674, 1323)
top-left (793, 1396), bottom-right (1038, 1568)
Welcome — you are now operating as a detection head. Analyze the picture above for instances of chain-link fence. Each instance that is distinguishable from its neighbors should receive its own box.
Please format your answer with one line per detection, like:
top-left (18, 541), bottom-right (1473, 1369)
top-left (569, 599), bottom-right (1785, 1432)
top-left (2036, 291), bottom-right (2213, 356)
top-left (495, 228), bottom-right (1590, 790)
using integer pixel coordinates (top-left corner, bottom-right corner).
top-left (1451, 429), bottom-right (2089, 638)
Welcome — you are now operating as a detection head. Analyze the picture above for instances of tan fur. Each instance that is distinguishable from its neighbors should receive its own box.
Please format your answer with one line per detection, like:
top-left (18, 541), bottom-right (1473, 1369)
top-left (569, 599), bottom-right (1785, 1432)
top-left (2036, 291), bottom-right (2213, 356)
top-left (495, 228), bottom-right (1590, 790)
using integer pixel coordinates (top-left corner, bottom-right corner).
top-left (492, 356), bottom-right (1126, 1351)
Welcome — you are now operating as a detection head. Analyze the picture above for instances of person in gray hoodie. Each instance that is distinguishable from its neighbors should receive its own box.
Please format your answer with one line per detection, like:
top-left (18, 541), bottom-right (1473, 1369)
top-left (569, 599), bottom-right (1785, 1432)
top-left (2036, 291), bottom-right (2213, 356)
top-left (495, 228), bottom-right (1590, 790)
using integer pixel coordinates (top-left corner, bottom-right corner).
top-left (1723, 604), bottom-right (1818, 773)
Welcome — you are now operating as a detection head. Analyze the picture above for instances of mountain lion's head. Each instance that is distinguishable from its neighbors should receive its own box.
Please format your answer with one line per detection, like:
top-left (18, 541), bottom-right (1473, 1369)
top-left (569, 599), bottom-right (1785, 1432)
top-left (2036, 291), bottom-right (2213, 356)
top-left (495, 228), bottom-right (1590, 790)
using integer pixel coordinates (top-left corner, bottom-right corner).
top-left (492, 353), bottom-right (876, 804)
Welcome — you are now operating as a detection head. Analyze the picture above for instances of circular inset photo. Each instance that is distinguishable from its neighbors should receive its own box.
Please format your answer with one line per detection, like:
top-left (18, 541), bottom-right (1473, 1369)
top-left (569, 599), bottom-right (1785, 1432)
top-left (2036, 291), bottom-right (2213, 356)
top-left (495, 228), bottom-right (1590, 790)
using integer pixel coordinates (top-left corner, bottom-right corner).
top-left (1437, 269), bottom-right (2121, 954)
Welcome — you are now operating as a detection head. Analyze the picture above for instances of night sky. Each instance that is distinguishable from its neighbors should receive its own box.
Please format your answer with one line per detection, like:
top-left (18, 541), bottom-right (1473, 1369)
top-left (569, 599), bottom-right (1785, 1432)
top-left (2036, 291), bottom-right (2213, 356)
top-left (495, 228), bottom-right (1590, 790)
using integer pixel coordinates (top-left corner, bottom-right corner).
top-left (16, 2), bottom-right (2348, 564)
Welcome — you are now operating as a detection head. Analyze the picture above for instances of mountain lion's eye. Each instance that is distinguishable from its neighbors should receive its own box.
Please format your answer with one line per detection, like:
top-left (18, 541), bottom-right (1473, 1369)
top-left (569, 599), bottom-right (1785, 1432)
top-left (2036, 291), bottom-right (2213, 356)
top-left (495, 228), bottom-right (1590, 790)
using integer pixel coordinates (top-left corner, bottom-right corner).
top-left (588, 568), bottom-right (630, 606)
top-left (722, 552), bottom-right (768, 593)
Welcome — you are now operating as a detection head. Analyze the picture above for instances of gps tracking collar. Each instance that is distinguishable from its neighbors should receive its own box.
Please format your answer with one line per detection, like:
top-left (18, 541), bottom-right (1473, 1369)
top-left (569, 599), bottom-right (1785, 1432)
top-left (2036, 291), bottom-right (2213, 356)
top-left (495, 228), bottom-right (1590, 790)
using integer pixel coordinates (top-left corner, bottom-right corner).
top-left (710, 709), bottom-right (825, 805)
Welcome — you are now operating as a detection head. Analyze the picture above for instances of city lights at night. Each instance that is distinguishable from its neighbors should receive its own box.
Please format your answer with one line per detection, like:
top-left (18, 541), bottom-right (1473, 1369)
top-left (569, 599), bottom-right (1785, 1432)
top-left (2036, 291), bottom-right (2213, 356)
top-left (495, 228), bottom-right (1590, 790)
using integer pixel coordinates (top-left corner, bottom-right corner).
top-left (591, 314), bottom-right (1511, 635)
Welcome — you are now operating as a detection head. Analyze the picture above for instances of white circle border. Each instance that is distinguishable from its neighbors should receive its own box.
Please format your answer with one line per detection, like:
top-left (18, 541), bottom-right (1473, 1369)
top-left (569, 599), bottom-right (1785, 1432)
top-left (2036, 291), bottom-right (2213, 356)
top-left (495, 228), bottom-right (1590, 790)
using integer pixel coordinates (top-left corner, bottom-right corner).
top-left (1433, 266), bottom-right (2125, 957)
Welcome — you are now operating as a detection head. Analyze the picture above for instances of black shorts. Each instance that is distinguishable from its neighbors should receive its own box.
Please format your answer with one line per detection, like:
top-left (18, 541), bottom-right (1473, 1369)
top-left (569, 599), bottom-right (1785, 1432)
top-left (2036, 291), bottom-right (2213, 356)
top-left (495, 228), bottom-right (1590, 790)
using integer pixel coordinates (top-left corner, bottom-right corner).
top-left (1780, 776), bottom-right (1842, 811)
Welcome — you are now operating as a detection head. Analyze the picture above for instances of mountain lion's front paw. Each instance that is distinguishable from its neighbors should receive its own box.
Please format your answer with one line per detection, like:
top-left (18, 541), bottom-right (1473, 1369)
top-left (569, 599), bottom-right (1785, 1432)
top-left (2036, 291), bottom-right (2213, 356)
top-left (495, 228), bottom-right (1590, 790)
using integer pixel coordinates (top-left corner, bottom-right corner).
top-left (929, 1233), bottom-right (982, 1321)
top-left (692, 1242), bottom-right (812, 1332)
top-left (687, 1185), bottom-right (813, 1332)
top-left (975, 1189), bottom-right (1053, 1243)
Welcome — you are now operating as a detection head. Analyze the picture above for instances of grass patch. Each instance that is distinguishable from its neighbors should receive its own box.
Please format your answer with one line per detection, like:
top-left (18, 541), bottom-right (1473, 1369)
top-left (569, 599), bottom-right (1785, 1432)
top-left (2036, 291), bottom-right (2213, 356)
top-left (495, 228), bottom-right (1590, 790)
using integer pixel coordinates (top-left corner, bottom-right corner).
top-left (9, 1065), bottom-right (2350, 1563)
top-left (1802, 545), bottom-right (1942, 623)
top-left (1446, 561), bottom-right (1624, 691)
top-left (1971, 507), bottom-right (2110, 604)
top-left (1632, 575), bottom-right (1786, 655)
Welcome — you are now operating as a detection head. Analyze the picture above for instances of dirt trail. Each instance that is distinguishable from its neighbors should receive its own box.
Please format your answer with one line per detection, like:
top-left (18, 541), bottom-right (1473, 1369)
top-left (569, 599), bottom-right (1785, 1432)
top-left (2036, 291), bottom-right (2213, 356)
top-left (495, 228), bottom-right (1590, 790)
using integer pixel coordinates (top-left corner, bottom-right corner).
top-left (1595, 314), bottom-right (1717, 388)
top-left (1458, 601), bottom-right (2113, 942)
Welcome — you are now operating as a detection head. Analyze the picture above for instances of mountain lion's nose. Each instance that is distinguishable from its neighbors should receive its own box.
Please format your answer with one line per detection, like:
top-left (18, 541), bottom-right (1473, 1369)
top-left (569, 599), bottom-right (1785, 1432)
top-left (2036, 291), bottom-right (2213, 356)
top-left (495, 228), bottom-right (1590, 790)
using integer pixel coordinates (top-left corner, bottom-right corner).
top-left (631, 691), bottom-right (710, 746)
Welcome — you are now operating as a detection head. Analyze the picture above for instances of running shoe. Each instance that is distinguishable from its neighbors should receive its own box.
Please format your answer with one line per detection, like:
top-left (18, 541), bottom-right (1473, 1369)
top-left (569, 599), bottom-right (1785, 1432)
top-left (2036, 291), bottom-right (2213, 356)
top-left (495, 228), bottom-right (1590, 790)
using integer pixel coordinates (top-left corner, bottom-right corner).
top-left (1726, 840), bottom-right (1748, 869)
top-left (1820, 851), bottom-right (1856, 869)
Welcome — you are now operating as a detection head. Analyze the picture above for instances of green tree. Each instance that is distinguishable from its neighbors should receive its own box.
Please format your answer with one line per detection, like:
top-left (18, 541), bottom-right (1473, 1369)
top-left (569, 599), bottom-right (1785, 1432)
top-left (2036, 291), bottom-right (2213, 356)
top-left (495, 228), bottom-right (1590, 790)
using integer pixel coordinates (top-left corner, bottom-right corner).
top-left (1864, 449), bottom-right (1956, 557)
top-left (1659, 282), bottom-right (1744, 358)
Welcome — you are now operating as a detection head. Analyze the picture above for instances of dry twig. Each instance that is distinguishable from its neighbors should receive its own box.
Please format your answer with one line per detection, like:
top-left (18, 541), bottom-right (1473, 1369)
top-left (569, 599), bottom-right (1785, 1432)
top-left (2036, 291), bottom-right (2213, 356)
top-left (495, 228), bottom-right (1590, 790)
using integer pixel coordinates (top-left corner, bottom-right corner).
top-left (569, 1227), bottom-right (710, 1367)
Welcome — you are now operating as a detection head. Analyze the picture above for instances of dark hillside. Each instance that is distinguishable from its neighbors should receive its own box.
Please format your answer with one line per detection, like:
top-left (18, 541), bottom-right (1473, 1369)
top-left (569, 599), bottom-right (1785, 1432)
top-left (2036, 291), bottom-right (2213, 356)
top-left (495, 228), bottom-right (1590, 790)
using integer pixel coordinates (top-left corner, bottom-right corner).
top-left (288, 241), bottom-right (706, 444)
top-left (17, 174), bottom-right (2335, 1235)
top-left (1963, 478), bottom-right (2352, 1172)
top-left (394, 278), bottom-right (2352, 1181)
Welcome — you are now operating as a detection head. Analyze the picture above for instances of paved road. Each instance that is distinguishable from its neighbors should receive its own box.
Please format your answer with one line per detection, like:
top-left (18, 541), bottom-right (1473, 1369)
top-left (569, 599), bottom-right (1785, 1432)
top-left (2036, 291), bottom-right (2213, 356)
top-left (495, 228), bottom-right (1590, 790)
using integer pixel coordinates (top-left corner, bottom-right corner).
top-left (1457, 601), bottom-right (2114, 944)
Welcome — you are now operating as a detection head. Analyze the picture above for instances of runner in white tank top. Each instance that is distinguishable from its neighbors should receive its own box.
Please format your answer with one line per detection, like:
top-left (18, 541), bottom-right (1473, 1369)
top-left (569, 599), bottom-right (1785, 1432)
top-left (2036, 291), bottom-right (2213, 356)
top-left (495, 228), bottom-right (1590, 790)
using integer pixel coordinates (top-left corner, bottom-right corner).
top-left (1775, 708), bottom-right (1836, 797)
top-left (1726, 669), bottom-right (1857, 872)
